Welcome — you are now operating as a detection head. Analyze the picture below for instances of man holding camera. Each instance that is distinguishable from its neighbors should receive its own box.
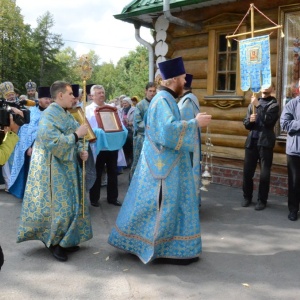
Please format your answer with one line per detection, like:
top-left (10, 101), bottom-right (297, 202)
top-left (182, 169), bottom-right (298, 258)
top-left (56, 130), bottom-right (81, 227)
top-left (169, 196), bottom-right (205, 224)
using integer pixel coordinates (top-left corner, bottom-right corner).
top-left (0, 110), bottom-right (23, 165)
top-left (0, 81), bottom-right (19, 191)
top-left (9, 87), bottom-right (51, 198)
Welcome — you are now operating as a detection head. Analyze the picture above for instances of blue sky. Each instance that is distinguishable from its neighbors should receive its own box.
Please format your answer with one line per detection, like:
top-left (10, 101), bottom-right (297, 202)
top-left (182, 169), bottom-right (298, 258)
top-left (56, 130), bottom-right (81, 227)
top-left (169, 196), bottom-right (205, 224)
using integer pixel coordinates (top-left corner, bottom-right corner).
top-left (15, 0), bottom-right (153, 65)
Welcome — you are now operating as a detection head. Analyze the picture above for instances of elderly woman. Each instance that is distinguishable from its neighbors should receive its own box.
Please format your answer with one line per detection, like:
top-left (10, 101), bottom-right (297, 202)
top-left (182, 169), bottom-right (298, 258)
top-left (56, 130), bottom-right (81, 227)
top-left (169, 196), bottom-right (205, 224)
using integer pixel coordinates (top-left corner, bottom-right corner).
top-left (121, 97), bottom-right (135, 168)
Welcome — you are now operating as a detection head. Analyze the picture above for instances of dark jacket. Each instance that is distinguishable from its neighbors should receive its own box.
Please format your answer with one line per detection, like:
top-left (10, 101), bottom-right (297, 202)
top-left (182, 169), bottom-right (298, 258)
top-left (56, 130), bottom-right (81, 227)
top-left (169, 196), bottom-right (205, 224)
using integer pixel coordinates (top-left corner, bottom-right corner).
top-left (243, 96), bottom-right (279, 149)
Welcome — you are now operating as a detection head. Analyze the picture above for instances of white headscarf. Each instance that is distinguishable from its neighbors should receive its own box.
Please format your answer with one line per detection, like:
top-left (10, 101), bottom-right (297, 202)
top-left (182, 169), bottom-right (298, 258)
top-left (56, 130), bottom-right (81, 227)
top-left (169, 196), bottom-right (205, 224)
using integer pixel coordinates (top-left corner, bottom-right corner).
top-left (122, 96), bottom-right (132, 105)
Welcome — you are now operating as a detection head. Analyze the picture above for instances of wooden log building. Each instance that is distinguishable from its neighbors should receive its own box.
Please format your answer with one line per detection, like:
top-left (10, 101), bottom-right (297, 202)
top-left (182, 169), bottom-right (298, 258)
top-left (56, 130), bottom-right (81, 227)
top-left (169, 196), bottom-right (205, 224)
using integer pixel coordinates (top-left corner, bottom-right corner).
top-left (115, 0), bottom-right (300, 196)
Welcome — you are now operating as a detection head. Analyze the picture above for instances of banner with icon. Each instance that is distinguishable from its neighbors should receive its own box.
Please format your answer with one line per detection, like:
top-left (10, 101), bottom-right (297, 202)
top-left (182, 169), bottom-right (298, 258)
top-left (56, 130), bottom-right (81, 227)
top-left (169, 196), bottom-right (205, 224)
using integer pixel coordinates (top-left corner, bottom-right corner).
top-left (239, 35), bottom-right (271, 92)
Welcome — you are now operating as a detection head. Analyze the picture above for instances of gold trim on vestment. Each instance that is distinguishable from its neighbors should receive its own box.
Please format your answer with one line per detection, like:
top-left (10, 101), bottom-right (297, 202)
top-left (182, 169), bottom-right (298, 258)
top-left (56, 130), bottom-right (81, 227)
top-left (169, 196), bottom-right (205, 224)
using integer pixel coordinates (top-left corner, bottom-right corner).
top-left (175, 121), bottom-right (187, 150)
top-left (114, 225), bottom-right (201, 246)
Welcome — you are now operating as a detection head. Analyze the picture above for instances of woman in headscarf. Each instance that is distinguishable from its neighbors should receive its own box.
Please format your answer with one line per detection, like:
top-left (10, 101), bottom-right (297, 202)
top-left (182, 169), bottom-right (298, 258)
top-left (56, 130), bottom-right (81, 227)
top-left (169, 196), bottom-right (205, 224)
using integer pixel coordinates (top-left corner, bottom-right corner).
top-left (131, 96), bottom-right (139, 107)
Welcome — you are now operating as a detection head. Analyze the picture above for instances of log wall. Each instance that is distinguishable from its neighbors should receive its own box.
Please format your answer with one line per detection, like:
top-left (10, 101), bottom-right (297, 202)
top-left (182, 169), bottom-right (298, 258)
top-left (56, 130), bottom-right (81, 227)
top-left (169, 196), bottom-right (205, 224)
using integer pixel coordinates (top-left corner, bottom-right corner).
top-left (163, 0), bottom-right (300, 196)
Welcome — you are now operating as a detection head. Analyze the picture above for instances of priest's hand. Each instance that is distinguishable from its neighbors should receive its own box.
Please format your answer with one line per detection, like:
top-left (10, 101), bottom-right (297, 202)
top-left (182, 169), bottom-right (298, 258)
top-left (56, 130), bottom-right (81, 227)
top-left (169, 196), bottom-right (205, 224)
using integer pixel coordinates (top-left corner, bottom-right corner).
top-left (75, 124), bottom-right (89, 138)
top-left (79, 150), bottom-right (88, 162)
top-left (195, 112), bottom-right (212, 128)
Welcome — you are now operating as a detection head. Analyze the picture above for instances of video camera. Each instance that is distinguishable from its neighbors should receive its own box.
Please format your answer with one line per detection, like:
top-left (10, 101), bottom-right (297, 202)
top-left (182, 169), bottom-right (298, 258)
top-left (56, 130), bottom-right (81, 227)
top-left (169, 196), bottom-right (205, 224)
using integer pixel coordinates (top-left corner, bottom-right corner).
top-left (0, 98), bottom-right (34, 127)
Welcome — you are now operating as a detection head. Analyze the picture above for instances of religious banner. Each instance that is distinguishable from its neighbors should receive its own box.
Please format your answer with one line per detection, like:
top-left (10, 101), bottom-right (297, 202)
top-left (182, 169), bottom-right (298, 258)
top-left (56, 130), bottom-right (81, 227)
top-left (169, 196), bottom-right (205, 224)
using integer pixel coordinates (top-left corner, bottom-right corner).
top-left (239, 35), bottom-right (271, 92)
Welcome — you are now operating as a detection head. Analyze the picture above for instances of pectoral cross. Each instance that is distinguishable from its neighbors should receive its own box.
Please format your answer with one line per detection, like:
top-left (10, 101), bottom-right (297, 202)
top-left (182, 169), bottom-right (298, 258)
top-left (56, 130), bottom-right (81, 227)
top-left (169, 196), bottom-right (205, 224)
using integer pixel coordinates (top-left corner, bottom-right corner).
top-left (155, 159), bottom-right (165, 171)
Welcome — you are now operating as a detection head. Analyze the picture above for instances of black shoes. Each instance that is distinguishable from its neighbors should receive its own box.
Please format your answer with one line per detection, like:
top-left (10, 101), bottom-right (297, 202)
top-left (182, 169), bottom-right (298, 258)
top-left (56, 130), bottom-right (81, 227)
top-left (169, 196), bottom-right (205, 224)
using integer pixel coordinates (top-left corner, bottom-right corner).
top-left (241, 199), bottom-right (252, 207)
top-left (48, 245), bottom-right (80, 261)
top-left (255, 201), bottom-right (266, 211)
top-left (154, 257), bottom-right (199, 265)
top-left (0, 245), bottom-right (4, 270)
top-left (91, 200), bottom-right (122, 206)
top-left (49, 245), bottom-right (68, 262)
top-left (64, 246), bottom-right (80, 253)
top-left (242, 199), bottom-right (266, 210)
top-left (108, 200), bottom-right (122, 206)
top-left (288, 211), bottom-right (298, 221)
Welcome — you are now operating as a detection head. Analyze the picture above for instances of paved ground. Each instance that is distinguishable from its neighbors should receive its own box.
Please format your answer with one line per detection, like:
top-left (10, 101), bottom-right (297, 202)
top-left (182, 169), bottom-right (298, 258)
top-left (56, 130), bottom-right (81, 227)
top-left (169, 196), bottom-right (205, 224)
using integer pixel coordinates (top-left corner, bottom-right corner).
top-left (0, 169), bottom-right (299, 300)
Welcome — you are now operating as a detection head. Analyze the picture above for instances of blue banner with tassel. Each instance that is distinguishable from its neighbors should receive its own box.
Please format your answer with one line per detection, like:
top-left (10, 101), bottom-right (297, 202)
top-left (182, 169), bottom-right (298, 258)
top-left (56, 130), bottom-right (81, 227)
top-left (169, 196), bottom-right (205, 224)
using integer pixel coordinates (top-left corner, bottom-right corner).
top-left (239, 35), bottom-right (271, 92)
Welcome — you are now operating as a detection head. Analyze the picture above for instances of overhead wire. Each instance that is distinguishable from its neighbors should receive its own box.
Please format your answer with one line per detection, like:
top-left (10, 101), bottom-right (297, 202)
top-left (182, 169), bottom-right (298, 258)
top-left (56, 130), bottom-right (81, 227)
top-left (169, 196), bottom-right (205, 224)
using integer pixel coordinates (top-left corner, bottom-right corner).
top-left (63, 39), bottom-right (134, 50)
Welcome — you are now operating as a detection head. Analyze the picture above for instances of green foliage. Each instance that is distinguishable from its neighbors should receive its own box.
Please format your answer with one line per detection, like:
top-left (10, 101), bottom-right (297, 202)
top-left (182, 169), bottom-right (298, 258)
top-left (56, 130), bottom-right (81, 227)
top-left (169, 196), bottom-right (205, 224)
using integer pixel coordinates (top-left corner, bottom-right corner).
top-left (32, 11), bottom-right (64, 86)
top-left (0, 0), bottom-right (30, 90)
top-left (55, 47), bottom-right (79, 82)
top-left (92, 62), bottom-right (116, 100)
top-left (0, 1), bottom-right (150, 98)
top-left (84, 46), bottom-right (149, 100)
top-left (113, 45), bottom-right (149, 99)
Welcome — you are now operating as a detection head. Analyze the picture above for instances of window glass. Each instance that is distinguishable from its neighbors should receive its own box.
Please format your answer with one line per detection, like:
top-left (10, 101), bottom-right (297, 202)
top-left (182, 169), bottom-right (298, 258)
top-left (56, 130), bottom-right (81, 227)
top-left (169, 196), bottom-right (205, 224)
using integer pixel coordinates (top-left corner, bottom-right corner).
top-left (216, 33), bottom-right (237, 92)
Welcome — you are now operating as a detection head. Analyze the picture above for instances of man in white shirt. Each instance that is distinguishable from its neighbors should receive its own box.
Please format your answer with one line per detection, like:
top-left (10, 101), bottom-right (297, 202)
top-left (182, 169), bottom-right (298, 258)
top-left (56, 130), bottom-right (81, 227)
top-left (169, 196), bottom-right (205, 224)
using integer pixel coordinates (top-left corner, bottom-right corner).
top-left (85, 85), bottom-right (122, 207)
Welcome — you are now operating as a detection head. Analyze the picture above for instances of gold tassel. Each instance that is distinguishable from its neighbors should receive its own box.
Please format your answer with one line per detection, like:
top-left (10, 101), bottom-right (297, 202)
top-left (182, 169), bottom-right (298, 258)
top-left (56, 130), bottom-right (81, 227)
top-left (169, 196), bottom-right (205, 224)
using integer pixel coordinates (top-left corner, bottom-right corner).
top-left (227, 39), bottom-right (231, 48)
top-left (281, 30), bottom-right (285, 38)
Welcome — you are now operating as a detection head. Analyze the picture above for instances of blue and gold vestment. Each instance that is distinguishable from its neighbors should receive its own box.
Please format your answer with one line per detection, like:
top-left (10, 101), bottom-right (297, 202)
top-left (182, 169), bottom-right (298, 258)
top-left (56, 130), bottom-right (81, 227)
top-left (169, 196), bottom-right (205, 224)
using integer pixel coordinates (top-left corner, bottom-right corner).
top-left (9, 106), bottom-right (42, 198)
top-left (108, 90), bottom-right (201, 263)
top-left (17, 103), bottom-right (93, 247)
top-left (129, 98), bottom-right (150, 181)
top-left (178, 92), bottom-right (201, 204)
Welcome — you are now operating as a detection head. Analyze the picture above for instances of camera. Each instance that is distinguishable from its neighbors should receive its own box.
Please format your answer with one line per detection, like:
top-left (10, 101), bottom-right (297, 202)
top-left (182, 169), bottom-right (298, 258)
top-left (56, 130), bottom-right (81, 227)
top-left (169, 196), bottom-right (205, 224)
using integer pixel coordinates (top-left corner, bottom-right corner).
top-left (0, 98), bottom-right (31, 127)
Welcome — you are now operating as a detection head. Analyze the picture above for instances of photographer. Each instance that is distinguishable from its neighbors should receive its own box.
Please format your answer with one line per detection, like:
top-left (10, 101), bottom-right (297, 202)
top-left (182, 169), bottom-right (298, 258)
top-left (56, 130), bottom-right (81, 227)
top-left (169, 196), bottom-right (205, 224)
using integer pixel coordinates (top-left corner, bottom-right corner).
top-left (0, 81), bottom-right (32, 191)
top-left (0, 108), bottom-right (23, 165)
top-left (9, 87), bottom-right (51, 198)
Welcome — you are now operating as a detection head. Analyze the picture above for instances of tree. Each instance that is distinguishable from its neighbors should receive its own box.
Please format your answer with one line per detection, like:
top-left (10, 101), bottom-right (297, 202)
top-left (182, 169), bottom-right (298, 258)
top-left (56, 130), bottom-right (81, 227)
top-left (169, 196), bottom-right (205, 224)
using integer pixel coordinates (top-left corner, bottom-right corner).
top-left (0, 0), bottom-right (29, 90)
top-left (55, 47), bottom-right (79, 83)
top-left (113, 46), bottom-right (149, 99)
top-left (0, 3), bottom-right (150, 98)
top-left (31, 11), bottom-right (64, 86)
top-left (92, 62), bottom-right (116, 100)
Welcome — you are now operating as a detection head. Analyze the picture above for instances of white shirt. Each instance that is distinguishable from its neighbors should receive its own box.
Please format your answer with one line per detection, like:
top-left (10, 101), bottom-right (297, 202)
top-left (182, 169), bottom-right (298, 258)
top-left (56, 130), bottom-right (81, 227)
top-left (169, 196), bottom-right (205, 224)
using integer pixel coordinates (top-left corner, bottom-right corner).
top-left (85, 102), bottom-right (101, 129)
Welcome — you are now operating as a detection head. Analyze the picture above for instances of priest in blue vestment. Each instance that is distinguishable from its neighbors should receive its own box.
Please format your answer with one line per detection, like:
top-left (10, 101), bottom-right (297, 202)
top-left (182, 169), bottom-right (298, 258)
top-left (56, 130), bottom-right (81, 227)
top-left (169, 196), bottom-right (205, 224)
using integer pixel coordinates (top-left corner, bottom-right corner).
top-left (9, 87), bottom-right (52, 199)
top-left (177, 74), bottom-right (202, 205)
top-left (108, 57), bottom-right (212, 264)
top-left (129, 82), bottom-right (157, 181)
top-left (17, 81), bottom-right (93, 262)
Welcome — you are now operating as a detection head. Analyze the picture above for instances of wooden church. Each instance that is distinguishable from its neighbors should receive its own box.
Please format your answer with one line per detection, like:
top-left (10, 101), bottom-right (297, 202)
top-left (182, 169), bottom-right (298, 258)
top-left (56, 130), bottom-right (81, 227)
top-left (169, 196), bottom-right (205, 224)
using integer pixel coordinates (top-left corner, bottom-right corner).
top-left (115, 0), bottom-right (300, 196)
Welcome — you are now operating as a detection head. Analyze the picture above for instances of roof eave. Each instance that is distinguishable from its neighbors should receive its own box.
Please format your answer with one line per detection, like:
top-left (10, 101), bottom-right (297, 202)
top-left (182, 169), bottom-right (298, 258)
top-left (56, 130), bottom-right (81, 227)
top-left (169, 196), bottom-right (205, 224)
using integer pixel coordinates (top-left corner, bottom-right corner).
top-left (114, 0), bottom-right (238, 28)
top-left (114, 16), bottom-right (155, 29)
top-left (114, 1), bottom-right (197, 25)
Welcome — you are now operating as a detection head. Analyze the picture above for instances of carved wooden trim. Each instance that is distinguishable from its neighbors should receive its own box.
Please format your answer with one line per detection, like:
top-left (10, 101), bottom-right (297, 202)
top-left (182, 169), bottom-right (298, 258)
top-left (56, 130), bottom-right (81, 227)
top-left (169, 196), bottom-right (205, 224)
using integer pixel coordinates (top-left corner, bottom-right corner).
top-left (203, 96), bottom-right (244, 109)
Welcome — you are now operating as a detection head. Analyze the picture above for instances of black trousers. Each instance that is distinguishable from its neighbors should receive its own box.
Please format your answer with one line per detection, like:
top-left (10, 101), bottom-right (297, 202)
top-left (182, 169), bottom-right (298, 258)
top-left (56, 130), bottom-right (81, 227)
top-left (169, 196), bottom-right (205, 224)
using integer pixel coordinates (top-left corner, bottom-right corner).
top-left (287, 155), bottom-right (300, 213)
top-left (123, 128), bottom-right (133, 167)
top-left (243, 143), bottom-right (274, 203)
top-left (89, 150), bottom-right (118, 203)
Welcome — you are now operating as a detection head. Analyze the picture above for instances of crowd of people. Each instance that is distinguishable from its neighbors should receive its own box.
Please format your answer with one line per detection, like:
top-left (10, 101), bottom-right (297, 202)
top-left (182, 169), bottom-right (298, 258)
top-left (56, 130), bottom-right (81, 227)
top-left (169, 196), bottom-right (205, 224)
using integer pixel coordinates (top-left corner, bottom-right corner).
top-left (0, 56), bottom-right (299, 268)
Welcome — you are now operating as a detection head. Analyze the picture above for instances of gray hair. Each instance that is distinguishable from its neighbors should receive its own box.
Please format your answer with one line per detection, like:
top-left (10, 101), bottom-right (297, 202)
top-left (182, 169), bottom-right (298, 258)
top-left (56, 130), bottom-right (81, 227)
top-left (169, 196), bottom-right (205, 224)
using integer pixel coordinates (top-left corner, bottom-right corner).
top-left (90, 85), bottom-right (105, 95)
top-left (122, 96), bottom-right (132, 105)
